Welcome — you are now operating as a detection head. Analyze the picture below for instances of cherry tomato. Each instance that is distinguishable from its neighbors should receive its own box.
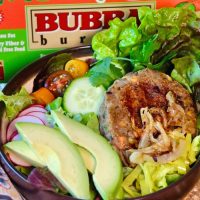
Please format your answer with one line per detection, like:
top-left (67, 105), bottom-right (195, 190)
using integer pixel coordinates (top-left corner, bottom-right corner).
top-left (44, 70), bottom-right (72, 97)
top-left (65, 59), bottom-right (89, 78)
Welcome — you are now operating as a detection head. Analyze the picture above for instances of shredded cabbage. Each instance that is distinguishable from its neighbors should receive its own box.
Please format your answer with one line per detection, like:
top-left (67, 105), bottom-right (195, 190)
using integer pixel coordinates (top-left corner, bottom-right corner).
top-left (122, 133), bottom-right (200, 197)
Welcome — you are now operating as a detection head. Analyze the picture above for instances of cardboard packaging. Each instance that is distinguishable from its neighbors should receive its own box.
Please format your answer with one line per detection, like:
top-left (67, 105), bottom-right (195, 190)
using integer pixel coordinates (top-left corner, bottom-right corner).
top-left (0, 0), bottom-right (199, 83)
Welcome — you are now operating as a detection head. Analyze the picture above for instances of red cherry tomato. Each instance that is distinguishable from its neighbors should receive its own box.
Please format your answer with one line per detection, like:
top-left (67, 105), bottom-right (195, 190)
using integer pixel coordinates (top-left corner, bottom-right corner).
top-left (44, 70), bottom-right (73, 97)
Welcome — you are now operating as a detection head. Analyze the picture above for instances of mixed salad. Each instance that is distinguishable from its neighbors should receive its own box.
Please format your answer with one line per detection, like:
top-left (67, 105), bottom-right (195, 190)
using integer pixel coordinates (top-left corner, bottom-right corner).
top-left (0, 3), bottom-right (200, 200)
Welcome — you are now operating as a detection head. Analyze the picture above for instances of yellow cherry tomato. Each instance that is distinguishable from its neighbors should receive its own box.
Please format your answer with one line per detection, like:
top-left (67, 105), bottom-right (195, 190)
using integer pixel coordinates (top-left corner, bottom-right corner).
top-left (65, 59), bottom-right (89, 78)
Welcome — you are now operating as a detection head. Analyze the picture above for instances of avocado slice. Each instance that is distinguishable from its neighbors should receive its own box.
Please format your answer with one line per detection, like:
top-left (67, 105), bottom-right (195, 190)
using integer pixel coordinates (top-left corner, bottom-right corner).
top-left (4, 140), bottom-right (45, 167)
top-left (77, 146), bottom-right (96, 174)
top-left (5, 141), bottom-right (96, 174)
top-left (51, 111), bottom-right (123, 200)
top-left (15, 122), bottom-right (90, 199)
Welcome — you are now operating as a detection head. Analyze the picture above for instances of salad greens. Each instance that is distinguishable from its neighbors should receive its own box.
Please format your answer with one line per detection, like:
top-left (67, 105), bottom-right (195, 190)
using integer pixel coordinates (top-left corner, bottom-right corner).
top-left (92, 17), bottom-right (140, 60)
top-left (73, 112), bottom-right (100, 134)
top-left (15, 166), bottom-right (32, 176)
top-left (91, 5), bottom-right (200, 92)
top-left (0, 87), bottom-right (33, 120)
top-left (171, 56), bottom-right (200, 93)
top-left (46, 97), bottom-right (100, 134)
top-left (88, 57), bottom-right (125, 88)
top-left (46, 97), bottom-right (63, 111)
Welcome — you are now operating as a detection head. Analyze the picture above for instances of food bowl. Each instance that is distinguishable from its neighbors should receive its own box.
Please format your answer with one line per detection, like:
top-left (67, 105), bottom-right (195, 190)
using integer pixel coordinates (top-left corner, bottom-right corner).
top-left (0, 46), bottom-right (200, 200)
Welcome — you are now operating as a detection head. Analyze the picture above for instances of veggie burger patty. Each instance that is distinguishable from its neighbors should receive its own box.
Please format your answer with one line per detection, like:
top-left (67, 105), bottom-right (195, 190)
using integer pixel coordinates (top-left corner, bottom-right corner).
top-left (99, 69), bottom-right (197, 166)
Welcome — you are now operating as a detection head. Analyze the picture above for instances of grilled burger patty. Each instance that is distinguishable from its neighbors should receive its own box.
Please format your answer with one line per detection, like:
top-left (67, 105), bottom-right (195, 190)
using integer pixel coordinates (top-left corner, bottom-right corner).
top-left (99, 69), bottom-right (197, 166)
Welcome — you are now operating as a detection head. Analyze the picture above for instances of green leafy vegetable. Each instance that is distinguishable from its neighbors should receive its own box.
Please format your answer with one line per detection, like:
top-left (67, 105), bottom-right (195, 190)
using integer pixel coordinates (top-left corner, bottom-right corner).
top-left (46, 97), bottom-right (63, 111)
top-left (88, 57), bottom-right (125, 88)
top-left (171, 56), bottom-right (200, 93)
top-left (91, 5), bottom-right (200, 91)
top-left (176, 2), bottom-right (196, 11)
top-left (0, 87), bottom-right (33, 120)
top-left (27, 167), bottom-right (68, 194)
top-left (73, 112), bottom-right (100, 134)
top-left (92, 17), bottom-right (139, 60)
top-left (191, 135), bottom-right (200, 157)
top-left (130, 6), bottom-right (197, 70)
top-left (166, 174), bottom-right (181, 185)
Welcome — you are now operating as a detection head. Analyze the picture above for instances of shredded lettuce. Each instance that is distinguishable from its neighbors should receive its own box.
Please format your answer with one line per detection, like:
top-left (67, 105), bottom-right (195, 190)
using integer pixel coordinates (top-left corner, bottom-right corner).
top-left (0, 87), bottom-right (33, 120)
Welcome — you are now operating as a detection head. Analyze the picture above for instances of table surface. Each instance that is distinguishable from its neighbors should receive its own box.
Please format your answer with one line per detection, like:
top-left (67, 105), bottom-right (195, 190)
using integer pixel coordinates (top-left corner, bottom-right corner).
top-left (184, 180), bottom-right (200, 200)
top-left (0, 83), bottom-right (199, 199)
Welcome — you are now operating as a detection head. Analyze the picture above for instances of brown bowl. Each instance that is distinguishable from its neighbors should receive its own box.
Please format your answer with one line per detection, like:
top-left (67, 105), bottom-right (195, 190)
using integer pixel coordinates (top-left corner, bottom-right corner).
top-left (0, 46), bottom-right (200, 200)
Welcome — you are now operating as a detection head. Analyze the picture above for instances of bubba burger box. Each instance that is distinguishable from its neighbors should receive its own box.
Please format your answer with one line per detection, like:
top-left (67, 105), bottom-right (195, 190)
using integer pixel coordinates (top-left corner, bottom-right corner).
top-left (0, 0), bottom-right (199, 82)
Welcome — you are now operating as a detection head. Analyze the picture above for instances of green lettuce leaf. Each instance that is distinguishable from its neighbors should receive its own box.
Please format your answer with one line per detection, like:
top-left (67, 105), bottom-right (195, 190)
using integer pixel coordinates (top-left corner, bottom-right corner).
top-left (46, 97), bottom-right (63, 111)
top-left (92, 5), bottom-right (199, 80)
top-left (171, 56), bottom-right (200, 93)
top-left (73, 112), bottom-right (100, 134)
top-left (92, 17), bottom-right (140, 60)
top-left (176, 2), bottom-right (196, 11)
top-left (130, 6), bottom-right (198, 71)
top-left (0, 87), bottom-right (33, 120)
top-left (88, 57), bottom-right (125, 88)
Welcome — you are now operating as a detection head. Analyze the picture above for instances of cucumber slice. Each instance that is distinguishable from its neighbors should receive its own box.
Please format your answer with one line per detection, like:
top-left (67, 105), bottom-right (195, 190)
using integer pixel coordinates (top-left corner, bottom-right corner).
top-left (63, 77), bottom-right (105, 114)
